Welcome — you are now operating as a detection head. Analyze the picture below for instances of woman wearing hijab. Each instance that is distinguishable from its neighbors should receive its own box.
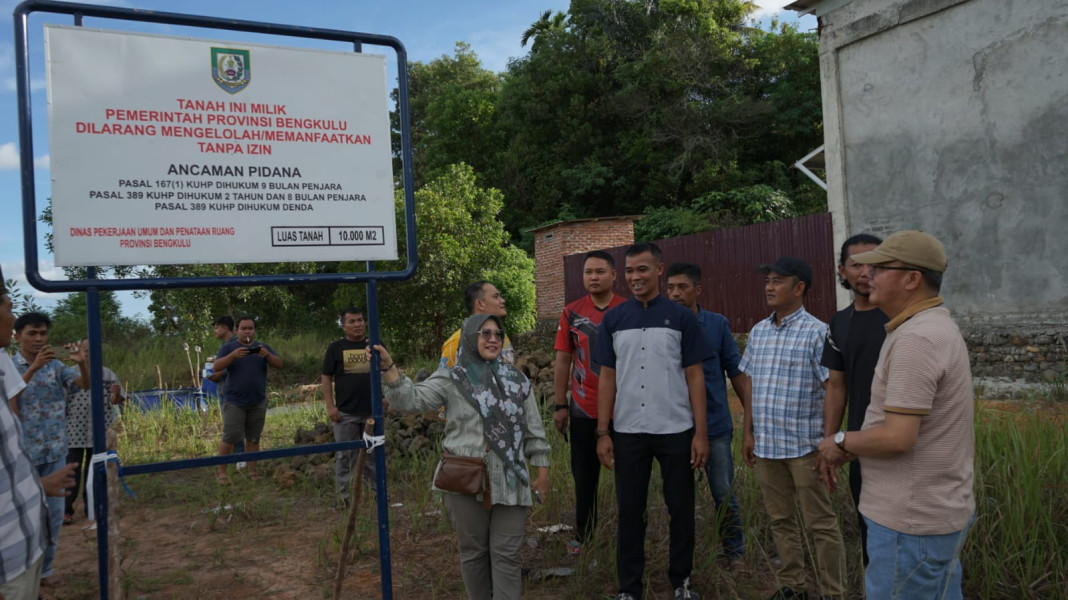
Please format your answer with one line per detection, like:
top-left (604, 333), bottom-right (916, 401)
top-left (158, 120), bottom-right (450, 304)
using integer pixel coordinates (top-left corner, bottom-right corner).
top-left (374, 313), bottom-right (550, 600)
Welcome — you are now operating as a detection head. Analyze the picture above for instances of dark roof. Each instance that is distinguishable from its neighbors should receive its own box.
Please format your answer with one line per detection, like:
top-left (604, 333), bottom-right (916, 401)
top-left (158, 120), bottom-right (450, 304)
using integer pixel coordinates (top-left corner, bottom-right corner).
top-left (784, 0), bottom-right (856, 16)
top-left (526, 215), bottom-right (642, 234)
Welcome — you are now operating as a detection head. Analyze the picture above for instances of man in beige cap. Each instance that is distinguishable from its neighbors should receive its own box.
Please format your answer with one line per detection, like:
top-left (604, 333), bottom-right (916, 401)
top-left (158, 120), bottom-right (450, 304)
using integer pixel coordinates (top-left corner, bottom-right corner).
top-left (817, 230), bottom-right (974, 600)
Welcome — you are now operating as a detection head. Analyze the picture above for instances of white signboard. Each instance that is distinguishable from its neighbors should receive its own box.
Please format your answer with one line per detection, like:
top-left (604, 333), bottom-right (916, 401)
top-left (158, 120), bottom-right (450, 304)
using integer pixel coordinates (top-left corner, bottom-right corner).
top-left (45, 25), bottom-right (398, 266)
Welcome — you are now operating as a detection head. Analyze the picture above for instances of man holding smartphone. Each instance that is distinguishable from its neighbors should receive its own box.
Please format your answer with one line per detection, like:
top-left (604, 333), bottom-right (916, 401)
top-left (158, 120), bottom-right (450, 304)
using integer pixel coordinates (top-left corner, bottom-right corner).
top-left (213, 316), bottom-right (282, 483)
top-left (12, 311), bottom-right (89, 584)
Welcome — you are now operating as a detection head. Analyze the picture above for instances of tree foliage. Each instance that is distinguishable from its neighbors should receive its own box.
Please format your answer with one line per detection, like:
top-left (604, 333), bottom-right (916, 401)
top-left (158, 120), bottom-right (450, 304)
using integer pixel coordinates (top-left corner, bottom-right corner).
top-left (335, 163), bottom-right (536, 360)
top-left (392, 42), bottom-right (503, 190)
top-left (48, 291), bottom-right (153, 348)
top-left (422, 1), bottom-right (827, 243)
top-left (141, 262), bottom-right (341, 344)
top-left (635, 183), bottom-right (801, 240)
top-left (3, 278), bottom-right (46, 315)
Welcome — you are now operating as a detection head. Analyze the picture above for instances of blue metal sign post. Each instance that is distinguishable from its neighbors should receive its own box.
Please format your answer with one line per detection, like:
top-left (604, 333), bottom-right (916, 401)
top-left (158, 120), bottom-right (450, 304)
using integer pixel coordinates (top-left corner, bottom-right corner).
top-left (13, 2), bottom-right (418, 598)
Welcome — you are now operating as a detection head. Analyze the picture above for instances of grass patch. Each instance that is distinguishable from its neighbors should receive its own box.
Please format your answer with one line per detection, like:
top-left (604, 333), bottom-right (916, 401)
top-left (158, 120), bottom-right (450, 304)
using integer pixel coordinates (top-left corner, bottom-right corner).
top-left (966, 401), bottom-right (1068, 598)
top-left (103, 380), bottom-right (1067, 599)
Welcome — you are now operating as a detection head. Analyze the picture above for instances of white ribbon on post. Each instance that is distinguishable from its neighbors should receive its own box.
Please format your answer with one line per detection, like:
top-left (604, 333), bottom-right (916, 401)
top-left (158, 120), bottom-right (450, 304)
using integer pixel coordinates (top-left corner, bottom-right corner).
top-left (86, 450), bottom-right (135, 521)
top-left (362, 429), bottom-right (385, 453)
top-left (86, 451), bottom-right (112, 521)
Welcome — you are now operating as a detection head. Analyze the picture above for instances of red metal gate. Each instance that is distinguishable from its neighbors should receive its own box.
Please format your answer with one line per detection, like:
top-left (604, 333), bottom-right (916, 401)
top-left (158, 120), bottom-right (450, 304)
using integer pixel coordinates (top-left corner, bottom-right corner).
top-left (563, 213), bottom-right (835, 332)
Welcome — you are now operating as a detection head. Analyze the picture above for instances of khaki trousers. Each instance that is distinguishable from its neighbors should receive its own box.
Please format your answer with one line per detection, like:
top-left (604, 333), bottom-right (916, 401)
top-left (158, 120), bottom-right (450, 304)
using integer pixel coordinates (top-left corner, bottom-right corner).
top-left (0, 555), bottom-right (43, 600)
top-left (755, 452), bottom-right (847, 597)
top-left (443, 493), bottom-right (528, 600)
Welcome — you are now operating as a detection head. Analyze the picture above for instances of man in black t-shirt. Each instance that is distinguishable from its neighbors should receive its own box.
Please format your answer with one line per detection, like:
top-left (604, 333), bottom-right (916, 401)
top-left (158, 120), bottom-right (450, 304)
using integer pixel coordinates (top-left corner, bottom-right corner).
top-left (322, 306), bottom-right (377, 506)
top-left (820, 233), bottom-right (889, 565)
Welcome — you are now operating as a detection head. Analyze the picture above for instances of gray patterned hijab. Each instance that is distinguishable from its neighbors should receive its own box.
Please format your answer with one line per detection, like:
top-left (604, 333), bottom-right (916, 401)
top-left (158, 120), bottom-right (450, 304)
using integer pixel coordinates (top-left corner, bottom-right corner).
top-left (449, 314), bottom-right (533, 485)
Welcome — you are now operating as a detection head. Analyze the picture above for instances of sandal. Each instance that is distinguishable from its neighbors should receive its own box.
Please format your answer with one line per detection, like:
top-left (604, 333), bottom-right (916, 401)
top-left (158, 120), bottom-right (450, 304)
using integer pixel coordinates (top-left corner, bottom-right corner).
top-left (566, 539), bottom-right (583, 557)
top-left (63, 514), bottom-right (73, 526)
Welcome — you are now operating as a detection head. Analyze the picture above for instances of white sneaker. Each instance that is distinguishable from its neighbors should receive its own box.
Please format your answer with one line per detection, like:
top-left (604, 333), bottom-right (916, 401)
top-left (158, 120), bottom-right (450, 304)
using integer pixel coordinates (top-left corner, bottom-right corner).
top-left (674, 577), bottom-right (700, 600)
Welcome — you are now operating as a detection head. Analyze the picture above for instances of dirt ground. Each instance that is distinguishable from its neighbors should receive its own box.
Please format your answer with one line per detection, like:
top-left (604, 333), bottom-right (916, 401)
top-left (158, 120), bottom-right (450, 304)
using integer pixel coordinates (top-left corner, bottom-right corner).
top-left (45, 475), bottom-right (398, 599)
top-left (41, 464), bottom-right (790, 600)
top-left (41, 467), bottom-right (608, 600)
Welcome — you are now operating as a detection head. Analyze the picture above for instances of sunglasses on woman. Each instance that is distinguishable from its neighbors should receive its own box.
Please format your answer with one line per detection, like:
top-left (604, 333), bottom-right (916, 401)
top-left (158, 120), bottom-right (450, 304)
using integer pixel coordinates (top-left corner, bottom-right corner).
top-left (478, 329), bottom-right (505, 341)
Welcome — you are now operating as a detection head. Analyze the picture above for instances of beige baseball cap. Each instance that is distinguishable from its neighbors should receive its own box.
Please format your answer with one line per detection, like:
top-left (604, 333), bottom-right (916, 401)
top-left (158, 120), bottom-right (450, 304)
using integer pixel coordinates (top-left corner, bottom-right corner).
top-left (851, 230), bottom-right (947, 273)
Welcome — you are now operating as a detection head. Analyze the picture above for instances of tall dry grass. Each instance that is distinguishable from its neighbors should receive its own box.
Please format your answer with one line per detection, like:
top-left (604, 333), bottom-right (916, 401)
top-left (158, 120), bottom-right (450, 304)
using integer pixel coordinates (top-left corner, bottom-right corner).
top-left (106, 380), bottom-right (1068, 599)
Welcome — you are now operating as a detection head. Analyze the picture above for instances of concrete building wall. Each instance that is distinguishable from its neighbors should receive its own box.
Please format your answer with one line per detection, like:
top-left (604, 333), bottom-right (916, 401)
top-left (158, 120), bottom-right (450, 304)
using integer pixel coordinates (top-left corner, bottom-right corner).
top-left (815, 0), bottom-right (1068, 381)
top-left (532, 218), bottom-right (635, 319)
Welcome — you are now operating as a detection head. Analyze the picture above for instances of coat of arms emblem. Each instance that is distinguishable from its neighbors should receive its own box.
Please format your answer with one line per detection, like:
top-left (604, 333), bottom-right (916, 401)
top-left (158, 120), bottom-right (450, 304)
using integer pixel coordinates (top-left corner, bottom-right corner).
top-left (211, 47), bottom-right (250, 94)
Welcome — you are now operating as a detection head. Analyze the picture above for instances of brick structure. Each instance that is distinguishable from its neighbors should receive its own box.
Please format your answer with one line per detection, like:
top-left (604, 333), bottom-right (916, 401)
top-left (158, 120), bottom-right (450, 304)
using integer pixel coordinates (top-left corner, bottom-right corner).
top-left (530, 216), bottom-right (638, 319)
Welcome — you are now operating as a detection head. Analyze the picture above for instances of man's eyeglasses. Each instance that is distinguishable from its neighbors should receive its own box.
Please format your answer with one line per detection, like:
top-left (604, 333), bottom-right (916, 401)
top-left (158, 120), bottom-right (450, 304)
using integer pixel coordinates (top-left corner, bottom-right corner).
top-left (478, 329), bottom-right (505, 341)
top-left (871, 265), bottom-right (923, 276)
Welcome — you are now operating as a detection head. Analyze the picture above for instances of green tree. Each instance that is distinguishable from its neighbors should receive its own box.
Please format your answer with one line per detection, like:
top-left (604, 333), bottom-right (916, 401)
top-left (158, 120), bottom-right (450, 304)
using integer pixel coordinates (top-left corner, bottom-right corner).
top-left (521, 10), bottom-right (568, 49)
top-left (483, 1), bottom-right (826, 241)
top-left (635, 184), bottom-right (802, 240)
top-left (143, 262), bottom-right (340, 343)
top-left (3, 278), bottom-right (46, 315)
top-left (335, 163), bottom-right (536, 360)
top-left (392, 43), bottom-right (503, 190)
top-left (48, 290), bottom-right (153, 348)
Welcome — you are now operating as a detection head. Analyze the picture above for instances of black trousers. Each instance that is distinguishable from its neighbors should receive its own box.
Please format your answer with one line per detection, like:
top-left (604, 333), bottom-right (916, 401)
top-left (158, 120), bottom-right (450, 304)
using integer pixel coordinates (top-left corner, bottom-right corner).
top-left (569, 416), bottom-right (601, 543)
top-left (613, 429), bottom-right (695, 597)
top-left (850, 460), bottom-right (869, 566)
top-left (66, 447), bottom-right (91, 517)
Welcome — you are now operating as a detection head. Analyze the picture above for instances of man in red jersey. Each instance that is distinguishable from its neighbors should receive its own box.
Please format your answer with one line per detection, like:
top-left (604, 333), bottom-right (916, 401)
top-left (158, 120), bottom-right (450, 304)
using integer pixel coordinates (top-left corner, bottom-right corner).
top-left (552, 250), bottom-right (625, 555)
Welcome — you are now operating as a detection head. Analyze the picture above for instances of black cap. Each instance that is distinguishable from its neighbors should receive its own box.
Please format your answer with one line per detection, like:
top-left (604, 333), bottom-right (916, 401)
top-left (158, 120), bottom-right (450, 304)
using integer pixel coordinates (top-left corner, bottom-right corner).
top-left (758, 256), bottom-right (813, 289)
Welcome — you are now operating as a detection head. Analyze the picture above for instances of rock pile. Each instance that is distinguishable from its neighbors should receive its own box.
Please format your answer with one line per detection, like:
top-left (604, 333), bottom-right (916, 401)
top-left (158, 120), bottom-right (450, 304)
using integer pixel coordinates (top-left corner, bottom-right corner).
top-left (514, 350), bottom-right (555, 407)
top-left (270, 422), bottom-right (335, 489)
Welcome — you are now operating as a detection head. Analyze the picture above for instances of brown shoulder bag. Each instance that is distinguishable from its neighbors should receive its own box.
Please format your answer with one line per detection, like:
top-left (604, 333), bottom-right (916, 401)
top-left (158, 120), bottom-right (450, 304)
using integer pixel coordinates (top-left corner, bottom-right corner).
top-left (433, 453), bottom-right (491, 509)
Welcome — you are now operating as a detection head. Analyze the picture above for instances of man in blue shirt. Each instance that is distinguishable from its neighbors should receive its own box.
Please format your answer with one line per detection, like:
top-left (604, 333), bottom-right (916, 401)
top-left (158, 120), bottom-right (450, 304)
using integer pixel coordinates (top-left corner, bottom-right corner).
top-left (12, 311), bottom-right (89, 583)
top-left (739, 257), bottom-right (846, 600)
top-left (213, 316), bottom-right (283, 483)
top-left (666, 262), bottom-right (747, 567)
top-left (594, 243), bottom-right (710, 600)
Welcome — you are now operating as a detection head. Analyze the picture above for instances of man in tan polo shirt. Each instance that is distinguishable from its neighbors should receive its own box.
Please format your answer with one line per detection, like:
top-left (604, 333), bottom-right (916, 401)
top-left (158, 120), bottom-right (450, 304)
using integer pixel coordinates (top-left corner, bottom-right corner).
top-left (817, 230), bottom-right (974, 600)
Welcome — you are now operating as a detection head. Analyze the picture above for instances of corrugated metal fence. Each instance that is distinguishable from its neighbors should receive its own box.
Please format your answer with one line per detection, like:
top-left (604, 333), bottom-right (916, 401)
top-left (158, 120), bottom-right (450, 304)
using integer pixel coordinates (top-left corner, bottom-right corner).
top-left (563, 213), bottom-right (835, 332)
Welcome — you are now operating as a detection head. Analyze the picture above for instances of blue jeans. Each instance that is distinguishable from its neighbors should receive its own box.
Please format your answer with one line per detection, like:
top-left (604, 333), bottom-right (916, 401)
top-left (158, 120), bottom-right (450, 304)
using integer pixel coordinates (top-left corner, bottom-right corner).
top-left (704, 432), bottom-right (744, 559)
top-left (36, 459), bottom-right (67, 579)
top-left (864, 515), bottom-right (974, 600)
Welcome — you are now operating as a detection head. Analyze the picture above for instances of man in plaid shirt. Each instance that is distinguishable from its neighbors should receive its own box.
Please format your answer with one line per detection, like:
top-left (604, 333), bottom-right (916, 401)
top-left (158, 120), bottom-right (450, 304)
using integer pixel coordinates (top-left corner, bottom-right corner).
top-left (739, 257), bottom-right (846, 600)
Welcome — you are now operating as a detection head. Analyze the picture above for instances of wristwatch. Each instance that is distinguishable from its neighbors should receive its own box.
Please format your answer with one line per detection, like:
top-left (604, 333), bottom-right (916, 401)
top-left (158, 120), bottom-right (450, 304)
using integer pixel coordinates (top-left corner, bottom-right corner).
top-left (834, 431), bottom-right (847, 452)
top-left (554, 404), bottom-right (569, 411)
